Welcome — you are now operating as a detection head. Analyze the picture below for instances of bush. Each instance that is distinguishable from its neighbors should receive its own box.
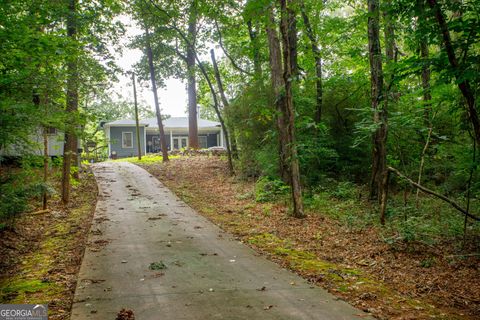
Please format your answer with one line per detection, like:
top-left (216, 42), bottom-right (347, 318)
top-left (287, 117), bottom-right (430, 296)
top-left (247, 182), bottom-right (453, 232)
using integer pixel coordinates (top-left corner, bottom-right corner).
top-left (0, 177), bottom-right (48, 228)
top-left (255, 176), bottom-right (290, 202)
top-left (332, 181), bottom-right (357, 200)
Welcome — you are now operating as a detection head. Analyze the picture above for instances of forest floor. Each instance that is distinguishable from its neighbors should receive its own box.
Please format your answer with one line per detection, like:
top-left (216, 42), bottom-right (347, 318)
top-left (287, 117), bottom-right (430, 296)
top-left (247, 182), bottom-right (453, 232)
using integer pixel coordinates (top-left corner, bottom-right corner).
top-left (140, 155), bottom-right (480, 320)
top-left (0, 168), bottom-right (97, 320)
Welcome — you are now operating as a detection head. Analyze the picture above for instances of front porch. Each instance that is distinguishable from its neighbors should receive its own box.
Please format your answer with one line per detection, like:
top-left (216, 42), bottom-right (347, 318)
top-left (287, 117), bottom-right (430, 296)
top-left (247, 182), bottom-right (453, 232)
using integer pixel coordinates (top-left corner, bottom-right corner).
top-left (145, 129), bottom-right (223, 153)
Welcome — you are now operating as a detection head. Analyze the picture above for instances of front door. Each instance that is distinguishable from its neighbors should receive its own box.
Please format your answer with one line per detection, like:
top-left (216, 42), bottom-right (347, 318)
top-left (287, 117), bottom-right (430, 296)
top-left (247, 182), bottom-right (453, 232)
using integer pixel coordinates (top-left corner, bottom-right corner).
top-left (173, 137), bottom-right (188, 150)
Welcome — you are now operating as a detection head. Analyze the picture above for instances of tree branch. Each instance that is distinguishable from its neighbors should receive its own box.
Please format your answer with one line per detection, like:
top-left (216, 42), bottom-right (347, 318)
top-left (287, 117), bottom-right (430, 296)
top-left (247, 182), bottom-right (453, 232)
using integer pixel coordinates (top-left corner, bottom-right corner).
top-left (214, 20), bottom-right (253, 76)
top-left (387, 166), bottom-right (480, 222)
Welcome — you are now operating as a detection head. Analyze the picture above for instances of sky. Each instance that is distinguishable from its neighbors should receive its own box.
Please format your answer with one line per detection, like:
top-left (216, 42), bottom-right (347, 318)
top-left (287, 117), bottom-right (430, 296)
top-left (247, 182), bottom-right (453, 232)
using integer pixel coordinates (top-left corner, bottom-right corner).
top-left (112, 15), bottom-right (188, 118)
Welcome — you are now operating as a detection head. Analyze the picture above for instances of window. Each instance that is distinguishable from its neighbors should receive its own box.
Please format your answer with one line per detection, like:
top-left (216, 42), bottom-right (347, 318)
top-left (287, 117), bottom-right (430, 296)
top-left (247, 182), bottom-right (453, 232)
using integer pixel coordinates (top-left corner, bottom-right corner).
top-left (122, 132), bottom-right (133, 148)
top-left (199, 136), bottom-right (208, 149)
top-left (45, 127), bottom-right (57, 135)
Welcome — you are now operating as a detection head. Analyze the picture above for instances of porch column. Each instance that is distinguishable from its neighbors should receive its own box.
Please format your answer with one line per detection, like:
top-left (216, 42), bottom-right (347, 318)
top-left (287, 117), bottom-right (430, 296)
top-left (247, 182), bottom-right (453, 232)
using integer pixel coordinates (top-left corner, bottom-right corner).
top-left (220, 127), bottom-right (224, 147)
top-left (170, 130), bottom-right (173, 150)
top-left (143, 127), bottom-right (147, 155)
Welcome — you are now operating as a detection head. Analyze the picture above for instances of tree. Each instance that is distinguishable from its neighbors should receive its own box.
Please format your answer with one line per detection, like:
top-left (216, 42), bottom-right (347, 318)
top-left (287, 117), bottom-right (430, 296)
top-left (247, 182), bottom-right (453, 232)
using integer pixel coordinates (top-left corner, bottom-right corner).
top-left (186, 0), bottom-right (199, 149)
top-left (427, 0), bottom-right (480, 147)
top-left (279, 0), bottom-right (305, 218)
top-left (300, 0), bottom-right (323, 123)
top-left (266, 4), bottom-right (290, 183)
top-left (61, 0), bottom-right (79, 204)
top-left (210, 49), bottom-right (234, 174)
top-left (367, 0), bottom-right (388, 224)
top-left (145, 26), bottom-right (169, 161)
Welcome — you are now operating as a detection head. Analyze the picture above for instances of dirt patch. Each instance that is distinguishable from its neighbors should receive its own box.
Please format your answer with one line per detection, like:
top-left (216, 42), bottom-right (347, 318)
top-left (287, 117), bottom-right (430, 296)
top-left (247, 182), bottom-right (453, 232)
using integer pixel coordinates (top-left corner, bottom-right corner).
top-left (141, 156), bottom-right (479, 320)
top-left (0, 169), bottom-right (98, 320)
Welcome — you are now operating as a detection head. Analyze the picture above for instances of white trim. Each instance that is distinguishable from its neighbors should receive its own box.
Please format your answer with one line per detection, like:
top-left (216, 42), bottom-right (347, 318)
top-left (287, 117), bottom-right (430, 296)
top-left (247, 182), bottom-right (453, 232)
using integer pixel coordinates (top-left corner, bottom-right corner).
top-left (220, 127), bottom-right (224, 147)
top-left (170, 130), bottom-right (173, 151)
top-left (143, 127), bottom-right (146, 155)
top-left (104, 124), bottom-right (148, 128)
top-left (122, 132), bottom-right (134, 149)
top-left (145, 126), bottom-right (220, 131)
top-left (106, 126), bottom-right (111, 156)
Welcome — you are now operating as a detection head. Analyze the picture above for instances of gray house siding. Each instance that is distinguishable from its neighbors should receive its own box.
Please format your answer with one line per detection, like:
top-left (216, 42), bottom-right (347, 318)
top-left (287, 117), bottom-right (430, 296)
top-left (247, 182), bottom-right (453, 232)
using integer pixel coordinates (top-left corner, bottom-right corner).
top-left (145, 133), bottom-right (219, 153)
top-left (109, 126), bottom-right (145, 158)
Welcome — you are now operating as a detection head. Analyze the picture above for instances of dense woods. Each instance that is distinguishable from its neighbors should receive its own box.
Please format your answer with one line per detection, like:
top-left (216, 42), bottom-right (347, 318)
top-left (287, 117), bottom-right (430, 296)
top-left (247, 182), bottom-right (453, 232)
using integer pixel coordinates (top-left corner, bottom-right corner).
top-left (1, 0), bottom-right (479, 316)
top-left (2, 0), bottom-right (479, 241)
top-left (126, 0), bottom-right (480, 237)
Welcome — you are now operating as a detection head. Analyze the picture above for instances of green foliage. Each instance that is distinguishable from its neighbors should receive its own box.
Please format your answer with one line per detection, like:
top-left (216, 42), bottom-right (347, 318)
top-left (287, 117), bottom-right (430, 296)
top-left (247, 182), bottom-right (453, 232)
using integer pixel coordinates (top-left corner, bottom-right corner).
top-left (0, 170), bottom-right (52, 229)
top-left (255, 176), bottom-right (290, 203)
top-left (332, 181), bottom-right (357, 200)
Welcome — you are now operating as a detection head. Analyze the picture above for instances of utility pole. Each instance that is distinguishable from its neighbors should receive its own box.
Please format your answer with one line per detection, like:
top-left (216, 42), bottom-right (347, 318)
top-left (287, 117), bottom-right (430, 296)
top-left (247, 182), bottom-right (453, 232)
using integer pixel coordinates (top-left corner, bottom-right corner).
top-left (132, 72), bottom-right (142, 160)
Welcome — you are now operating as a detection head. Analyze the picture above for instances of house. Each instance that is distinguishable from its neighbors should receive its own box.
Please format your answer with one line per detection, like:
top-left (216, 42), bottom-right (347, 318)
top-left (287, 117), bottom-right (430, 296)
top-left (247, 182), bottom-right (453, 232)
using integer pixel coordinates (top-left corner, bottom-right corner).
top-left (0, 127), bottom-right (66, 157)
top-left (103, 117), bottom-right (225, 158)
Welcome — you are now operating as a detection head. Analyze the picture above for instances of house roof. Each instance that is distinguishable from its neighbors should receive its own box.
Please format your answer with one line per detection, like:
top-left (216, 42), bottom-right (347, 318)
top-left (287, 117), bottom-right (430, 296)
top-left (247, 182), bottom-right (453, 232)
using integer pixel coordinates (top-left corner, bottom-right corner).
top-left (105, 117), bottom-right (221, 129)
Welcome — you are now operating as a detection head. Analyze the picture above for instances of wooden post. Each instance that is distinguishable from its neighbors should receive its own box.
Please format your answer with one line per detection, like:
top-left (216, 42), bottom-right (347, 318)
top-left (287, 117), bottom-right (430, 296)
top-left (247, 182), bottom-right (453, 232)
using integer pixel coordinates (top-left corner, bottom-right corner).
top-left (132, 72), bottom-right (142, 160)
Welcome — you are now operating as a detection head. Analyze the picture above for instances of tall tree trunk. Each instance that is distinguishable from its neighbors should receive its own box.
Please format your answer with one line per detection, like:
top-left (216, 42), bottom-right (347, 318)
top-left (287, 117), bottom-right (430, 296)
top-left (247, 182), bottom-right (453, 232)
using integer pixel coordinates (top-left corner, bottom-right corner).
top-left (287, 6), bottom-right (298, 76)
top-left (368, 0), bottom-right (388, 224)
top-left (427, 0), bottom-right (480, 147)
top-left (280, 0), bottom-right (304, 218)
top-left (61, 0), bottom-right (79, 204)
top-left (187, 1), bottom-right (199, 149)
top-left (300, 1), bottom-right (323, 123)
top-left (145, 27), bottom-right (169, 161)
top-left (418, 0), bottom-right (432, 120)
top-left (210, 49), bottom-right (235, 174)
top-left (415, 0), bottom-right (433, 207)
top-left (378, 0), bottom-right (395, 220)
top-left (132, 72), bottom-right (142, 160)
top-left (266, 6), bottom-right (289, 183)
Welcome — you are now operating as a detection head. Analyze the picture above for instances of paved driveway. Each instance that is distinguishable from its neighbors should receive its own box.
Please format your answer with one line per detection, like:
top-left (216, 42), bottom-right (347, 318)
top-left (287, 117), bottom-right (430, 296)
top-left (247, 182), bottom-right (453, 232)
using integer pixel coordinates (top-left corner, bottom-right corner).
top-left (71, 162), bottom-right (369, 319)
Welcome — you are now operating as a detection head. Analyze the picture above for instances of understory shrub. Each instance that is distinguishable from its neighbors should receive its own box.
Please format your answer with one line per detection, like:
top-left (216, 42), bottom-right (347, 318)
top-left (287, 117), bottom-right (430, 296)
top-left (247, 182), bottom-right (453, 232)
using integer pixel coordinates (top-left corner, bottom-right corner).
top-left (255, 176), bottom-right (290, 202)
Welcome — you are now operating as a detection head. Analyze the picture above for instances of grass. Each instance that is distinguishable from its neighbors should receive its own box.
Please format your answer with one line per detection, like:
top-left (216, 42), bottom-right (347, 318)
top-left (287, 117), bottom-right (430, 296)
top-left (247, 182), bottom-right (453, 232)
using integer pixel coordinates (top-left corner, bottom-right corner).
top-left (110, 154), bottom-right (180, 165)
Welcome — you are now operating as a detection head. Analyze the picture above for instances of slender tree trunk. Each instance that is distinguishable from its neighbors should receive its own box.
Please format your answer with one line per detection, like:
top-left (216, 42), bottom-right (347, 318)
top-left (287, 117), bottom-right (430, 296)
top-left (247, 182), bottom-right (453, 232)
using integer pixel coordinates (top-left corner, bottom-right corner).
top-left (34, 89), bottom-right (49, 210)
top-left (246, 18), bottom-right (262, 78)
top-left (280, 0), bottom-right (304, 218)
top-left (300, 2), bottom-right (322, 123)
top-left (418, 0), bottom-right (432, 120)
top-left (378, 0), bottom-right (395, 220)
top-left (427, 0), bottom-right (480, 147)
top-left (210, 49), bottom-right (234, 174)
top-left (287, 6), bottom-right (298, 76)
top-left (62, 0), bottom-right (79, 204)
top-left (368, 0), bottom-right (388, 224)
top-left (416, 127), bottom-right (433, 207)
top-left (414, 0), bottom-right (433, 207)
top-left (187, 1), bottom-right (199, 149)
top-left (43, 127), bottom-right (48, 210)
top-left (145, 27), bottom-right (169, 161)
top-left (132, 72), bottom-right (142, 160)
top-left (464, 131), bottom-right (476, 245)
top-left (191, 51), bottom-right (233, 174)
top-left (266, 6), bottom-right (289, 183)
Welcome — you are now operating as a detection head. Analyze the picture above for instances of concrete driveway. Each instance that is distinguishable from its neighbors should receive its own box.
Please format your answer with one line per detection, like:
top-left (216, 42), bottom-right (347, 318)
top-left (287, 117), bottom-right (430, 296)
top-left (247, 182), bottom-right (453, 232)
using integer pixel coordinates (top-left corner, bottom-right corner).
top-left (71, 162), bottom-right (369, 319)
